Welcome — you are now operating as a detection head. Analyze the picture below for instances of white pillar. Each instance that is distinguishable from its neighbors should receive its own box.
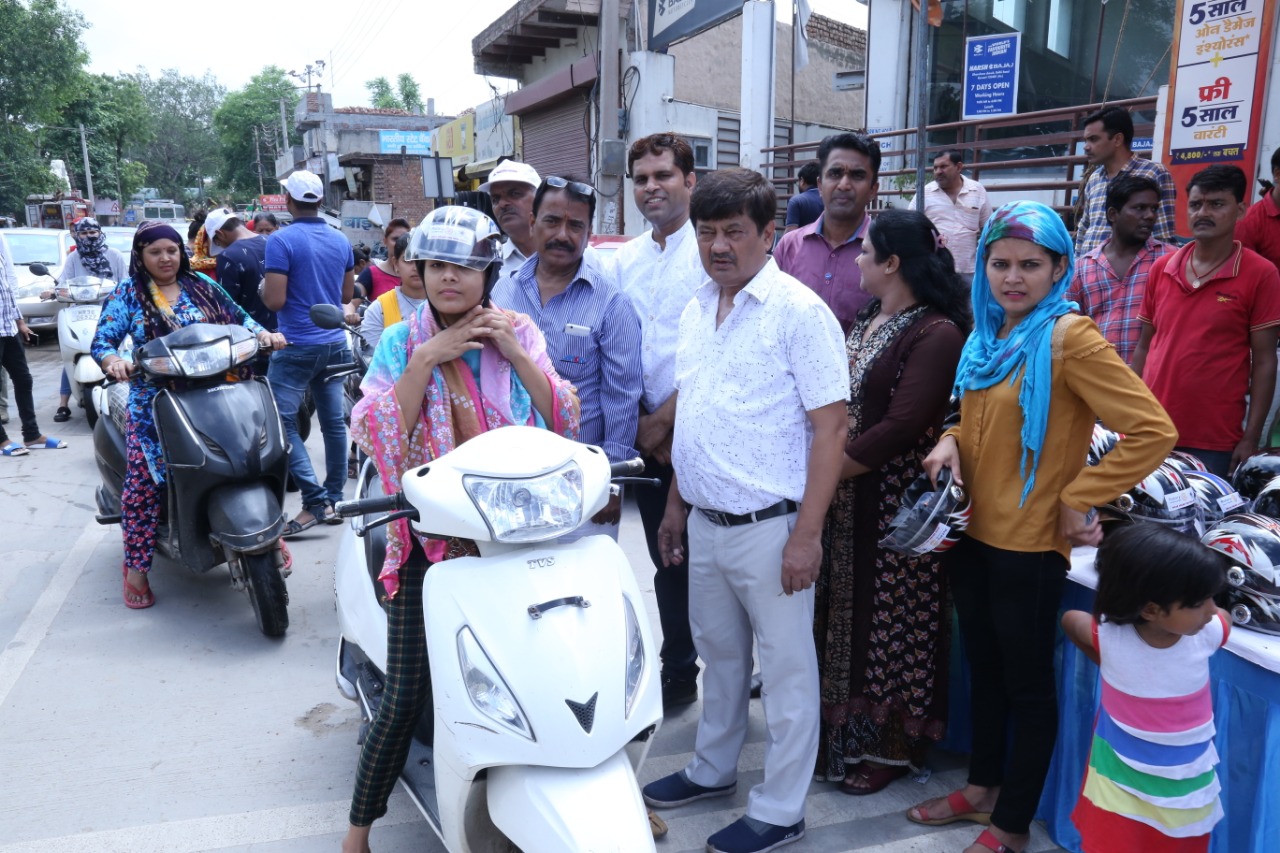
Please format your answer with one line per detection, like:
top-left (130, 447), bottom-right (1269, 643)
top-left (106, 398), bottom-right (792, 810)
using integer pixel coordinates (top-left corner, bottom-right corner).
top-left (740, 0), bottom-right (777, 175)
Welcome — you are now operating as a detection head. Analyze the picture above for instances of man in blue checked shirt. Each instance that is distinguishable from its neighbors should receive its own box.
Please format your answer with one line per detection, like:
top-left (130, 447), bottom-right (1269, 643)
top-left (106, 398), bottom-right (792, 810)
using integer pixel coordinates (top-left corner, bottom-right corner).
top-left (492, 175), bottom-right (642, 535)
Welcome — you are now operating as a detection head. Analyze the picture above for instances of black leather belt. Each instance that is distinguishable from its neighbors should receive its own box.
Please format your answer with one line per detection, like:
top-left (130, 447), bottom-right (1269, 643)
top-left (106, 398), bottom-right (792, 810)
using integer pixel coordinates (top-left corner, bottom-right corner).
top-left (697, 499), bottom-right (799, 527)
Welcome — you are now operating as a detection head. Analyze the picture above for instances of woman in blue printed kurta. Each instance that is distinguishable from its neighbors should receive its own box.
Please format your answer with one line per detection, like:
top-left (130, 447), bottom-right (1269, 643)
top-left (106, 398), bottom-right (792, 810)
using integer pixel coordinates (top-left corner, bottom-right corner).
top-left (92, 221), bottom-right (286, 609)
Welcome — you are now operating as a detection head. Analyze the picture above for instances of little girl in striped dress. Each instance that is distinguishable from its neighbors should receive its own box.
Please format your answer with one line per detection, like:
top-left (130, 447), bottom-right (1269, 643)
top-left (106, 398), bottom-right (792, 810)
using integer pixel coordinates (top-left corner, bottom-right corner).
top-left (1062, 522), bottom-right (1230, 853)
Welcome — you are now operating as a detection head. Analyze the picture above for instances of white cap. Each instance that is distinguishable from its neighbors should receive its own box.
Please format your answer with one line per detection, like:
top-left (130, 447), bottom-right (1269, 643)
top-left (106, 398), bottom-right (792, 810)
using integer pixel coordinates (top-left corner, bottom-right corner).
top-left (478, 160), bottom-right (540, 193)
top-left (203, 208), bottom-right (236, 256)
top-left (281, 170), bottom-right (324, 203)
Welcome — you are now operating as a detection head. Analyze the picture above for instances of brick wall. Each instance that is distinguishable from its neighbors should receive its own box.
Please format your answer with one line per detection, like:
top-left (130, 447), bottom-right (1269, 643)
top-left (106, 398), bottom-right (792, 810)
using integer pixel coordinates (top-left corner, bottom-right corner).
top-left (369, 155), bottom-right (434, 225)
top-left (806, 13), bottom-right (866, 54)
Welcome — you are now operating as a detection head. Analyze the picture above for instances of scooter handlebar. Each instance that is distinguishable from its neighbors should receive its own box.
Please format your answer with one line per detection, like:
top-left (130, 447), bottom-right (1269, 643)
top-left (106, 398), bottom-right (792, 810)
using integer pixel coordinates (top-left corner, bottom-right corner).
top-left (609, 458), bottom-right (645, 477)
top-left (335, 492), bottom-right (406, 518)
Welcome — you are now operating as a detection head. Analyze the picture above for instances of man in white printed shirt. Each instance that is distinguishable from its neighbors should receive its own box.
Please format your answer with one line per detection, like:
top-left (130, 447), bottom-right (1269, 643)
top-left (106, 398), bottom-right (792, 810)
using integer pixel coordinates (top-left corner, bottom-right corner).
top-left (609, 133), bottom-right (706, 710)
top-left (642, 168), bottom-right (849, 853)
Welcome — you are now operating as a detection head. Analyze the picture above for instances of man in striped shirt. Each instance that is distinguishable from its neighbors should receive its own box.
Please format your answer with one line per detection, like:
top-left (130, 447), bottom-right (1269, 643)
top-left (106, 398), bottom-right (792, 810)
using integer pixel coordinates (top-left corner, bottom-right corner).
top-left (1068, 175), bottom-right (1174, 364)
top-left (492, 175), bottom-right (642, 534)
top-left (1075, 106), bottom-right (1178, 255)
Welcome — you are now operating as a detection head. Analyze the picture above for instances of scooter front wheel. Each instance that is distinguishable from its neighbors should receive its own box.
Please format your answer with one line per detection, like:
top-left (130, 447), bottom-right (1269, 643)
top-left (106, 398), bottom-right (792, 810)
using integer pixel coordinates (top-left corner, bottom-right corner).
top-left (244, 550), bottom-right (289, 637)
top-left (82, 386), bottom-right (98, 429)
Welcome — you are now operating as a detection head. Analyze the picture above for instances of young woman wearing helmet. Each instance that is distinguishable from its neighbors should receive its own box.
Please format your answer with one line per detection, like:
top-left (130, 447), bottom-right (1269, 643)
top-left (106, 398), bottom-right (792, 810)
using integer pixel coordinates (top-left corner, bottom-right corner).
top-left (912, 202), bottom-right (1177, 853)
top-left (341, 206), bottom-right (580, 853)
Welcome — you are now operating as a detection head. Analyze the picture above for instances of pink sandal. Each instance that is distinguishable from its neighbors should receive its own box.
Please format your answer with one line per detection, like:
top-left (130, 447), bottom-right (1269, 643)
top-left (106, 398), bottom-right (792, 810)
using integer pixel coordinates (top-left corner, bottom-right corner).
top-left (974, 828), bottom-right (1022, 853)
top-left (123, 574), bottom-right (155, 609)
top-left (906, 789), bottom-right (992, 826)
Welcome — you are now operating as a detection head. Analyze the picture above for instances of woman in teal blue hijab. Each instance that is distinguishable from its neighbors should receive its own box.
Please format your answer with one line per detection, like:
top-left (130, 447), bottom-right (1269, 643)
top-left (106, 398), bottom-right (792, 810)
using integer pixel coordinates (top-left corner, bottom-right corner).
top-left (906, 202), bottom-right (1176, 853)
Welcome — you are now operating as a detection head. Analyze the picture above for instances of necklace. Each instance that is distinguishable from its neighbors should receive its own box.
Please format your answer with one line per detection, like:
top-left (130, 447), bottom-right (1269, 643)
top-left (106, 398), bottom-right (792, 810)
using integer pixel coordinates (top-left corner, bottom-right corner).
top-left (1187, 245), bottom-right (1235, 288)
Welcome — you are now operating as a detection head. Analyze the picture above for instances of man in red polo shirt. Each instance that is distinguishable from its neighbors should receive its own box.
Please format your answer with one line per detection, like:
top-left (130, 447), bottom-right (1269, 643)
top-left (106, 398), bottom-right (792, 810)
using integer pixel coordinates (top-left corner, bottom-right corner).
top-left (1236, 147), bottom-right (1280, 271)
top-left (1132, 165), bottom-right (1280, 477)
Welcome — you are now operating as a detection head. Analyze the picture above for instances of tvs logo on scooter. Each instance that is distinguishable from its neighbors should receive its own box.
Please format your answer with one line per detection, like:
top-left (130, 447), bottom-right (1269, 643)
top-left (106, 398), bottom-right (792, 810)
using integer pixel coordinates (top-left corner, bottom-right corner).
top-left (527, 556), bottom-right (556, 570)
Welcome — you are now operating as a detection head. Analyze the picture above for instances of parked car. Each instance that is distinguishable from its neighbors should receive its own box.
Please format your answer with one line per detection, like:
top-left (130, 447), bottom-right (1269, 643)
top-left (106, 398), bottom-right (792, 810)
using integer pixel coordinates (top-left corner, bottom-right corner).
top-left (102, 226), bottom-right (136, 256)
top-left (2, 228), bottom-right (74, 330)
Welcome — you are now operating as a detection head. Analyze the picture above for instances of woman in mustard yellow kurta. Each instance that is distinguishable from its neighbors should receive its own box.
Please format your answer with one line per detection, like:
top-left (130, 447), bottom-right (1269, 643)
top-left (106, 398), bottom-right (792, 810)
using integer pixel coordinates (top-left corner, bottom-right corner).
top-left (906, 202), bottom-right (1177, 853)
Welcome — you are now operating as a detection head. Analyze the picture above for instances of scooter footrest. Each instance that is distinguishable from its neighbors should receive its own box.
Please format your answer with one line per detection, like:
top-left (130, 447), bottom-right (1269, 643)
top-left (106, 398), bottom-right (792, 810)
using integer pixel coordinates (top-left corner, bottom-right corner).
top-left (95, 513), bottom-right (121, 525)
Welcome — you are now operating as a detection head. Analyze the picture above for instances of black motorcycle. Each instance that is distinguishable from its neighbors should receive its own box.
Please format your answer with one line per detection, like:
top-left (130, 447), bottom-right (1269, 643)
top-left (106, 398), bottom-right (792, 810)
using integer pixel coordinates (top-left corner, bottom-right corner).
top-left (93, 323), bottom-right (293, 636)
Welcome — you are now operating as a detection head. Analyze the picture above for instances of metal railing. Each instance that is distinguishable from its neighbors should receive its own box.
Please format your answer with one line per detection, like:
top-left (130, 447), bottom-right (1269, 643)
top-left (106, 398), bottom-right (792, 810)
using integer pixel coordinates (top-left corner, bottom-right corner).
top-left (763, 95), bottom-right (1160, 223)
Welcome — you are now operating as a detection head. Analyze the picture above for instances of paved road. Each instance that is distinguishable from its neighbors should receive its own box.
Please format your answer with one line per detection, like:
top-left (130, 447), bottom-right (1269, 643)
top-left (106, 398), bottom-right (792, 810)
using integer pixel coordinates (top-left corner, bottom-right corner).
top-left (0, 342), bottom-right (1065, 852)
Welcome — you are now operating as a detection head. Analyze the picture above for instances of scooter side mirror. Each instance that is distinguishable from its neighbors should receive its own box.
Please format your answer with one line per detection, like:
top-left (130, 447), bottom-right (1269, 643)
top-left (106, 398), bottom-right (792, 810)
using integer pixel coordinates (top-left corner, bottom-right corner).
top-left (310, 303), bottom-right (345, 330)
top-left (29, 263), bottom-right (50, 278)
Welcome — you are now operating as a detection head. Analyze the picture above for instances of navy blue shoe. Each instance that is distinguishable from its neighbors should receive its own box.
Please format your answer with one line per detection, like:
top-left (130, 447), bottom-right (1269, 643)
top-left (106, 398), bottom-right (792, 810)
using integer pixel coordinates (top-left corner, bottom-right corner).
top-left (706, 816), bottom-right (805, 853)
top-left (642, 770), bottom-right (736, 808)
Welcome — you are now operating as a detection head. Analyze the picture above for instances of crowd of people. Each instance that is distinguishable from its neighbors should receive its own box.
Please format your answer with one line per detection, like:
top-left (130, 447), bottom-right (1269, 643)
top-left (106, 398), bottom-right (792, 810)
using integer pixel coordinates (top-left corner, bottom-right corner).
top-left (3, 104), bottom-right (1278, 853)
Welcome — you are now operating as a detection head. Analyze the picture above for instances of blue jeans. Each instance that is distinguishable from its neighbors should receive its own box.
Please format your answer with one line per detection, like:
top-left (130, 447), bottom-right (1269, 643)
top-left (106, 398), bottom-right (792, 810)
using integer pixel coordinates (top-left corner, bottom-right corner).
top-left (269, 341), bottom-right (351, 513)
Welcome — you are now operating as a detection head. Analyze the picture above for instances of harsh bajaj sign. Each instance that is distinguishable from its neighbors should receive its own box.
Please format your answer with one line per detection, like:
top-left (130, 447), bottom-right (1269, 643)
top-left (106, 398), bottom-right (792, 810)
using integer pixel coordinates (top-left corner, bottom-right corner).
top-left (648, 0), bottom-right (743, 52)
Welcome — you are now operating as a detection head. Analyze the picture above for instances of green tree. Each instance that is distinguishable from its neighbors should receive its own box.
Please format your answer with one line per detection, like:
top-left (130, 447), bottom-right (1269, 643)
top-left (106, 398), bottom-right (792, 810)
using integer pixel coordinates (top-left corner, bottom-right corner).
top-left (0, 0), bottom-right (88, 214)
top-left (125, 68), bottom-right (225, 202)
top-left (365, 76), bottom-right (399, 110)
top-left (41, 73), bottom-right (151, 205)
top-left (396, 73), bottom-right (423, 113)
top-left (213, 66), bottom-right (300, 199)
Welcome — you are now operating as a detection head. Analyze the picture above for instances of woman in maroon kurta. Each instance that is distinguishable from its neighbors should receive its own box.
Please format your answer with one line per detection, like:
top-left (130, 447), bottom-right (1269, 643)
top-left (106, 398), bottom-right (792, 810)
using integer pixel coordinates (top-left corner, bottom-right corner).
top-left (814, 209), bottom-right (969, 793)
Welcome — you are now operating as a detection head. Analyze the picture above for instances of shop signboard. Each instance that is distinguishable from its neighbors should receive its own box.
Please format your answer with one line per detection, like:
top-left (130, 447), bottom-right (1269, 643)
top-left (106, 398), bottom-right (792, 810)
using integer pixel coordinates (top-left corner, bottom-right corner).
top-left (257, 193), bottom-right (289, 212)
top-left (475, 98), bottom-right (516, 164)
top-left (962, 33), bottom-right (1021, 120)
top-left (340, 200), bottom-right (393, 248)
top-left (434, 114), bottom-right (475, 166)
top-left (1164, 0), bottom-right (1275, 231)
top-left (647, 0), bottom-right (742, 52)
top-left (378, 130), bottom-right (433, 156)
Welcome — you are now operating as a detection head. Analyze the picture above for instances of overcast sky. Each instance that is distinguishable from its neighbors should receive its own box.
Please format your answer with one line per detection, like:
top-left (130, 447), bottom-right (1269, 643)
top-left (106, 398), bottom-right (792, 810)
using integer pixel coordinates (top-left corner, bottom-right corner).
top-left (68, 0), bottom-right (866, 116)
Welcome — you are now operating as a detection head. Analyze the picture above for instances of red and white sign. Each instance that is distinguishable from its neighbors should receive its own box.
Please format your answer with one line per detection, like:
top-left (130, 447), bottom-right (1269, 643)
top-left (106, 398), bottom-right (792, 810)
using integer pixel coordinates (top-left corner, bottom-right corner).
top-left (258, 193), bottom-right (289, 212)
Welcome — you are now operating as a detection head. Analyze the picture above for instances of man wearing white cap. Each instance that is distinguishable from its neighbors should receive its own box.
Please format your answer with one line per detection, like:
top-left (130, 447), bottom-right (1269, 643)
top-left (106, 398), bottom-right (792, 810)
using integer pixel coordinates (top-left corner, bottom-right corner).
top-left (480, 159), bottom-right (541, 284)
top-left (261, 171), bottom-right (356, 535)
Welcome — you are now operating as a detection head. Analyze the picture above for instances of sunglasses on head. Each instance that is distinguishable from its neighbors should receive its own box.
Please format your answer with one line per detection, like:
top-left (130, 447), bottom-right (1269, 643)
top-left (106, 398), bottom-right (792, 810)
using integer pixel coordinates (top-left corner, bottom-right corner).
top-left (543, 176), bottom-right (596, 197)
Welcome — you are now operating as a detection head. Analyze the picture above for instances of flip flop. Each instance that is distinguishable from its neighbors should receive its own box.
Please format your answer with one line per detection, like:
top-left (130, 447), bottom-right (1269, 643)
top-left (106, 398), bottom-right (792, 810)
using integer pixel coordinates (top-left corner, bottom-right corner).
top-left (25, 436), bottom-right (67, 449)
top-left (123, 576), bottom-right (155, 609)
top-left (974, 828), bottom-right (1022, 853)
top-left (53, 406), bottom-right (71, 423)
top-left (906, 790), bottom-right (992, 826)
top-left (1, 441), bottom-right (29, 457)
top-left (648, 810), bottom-right (668, 839)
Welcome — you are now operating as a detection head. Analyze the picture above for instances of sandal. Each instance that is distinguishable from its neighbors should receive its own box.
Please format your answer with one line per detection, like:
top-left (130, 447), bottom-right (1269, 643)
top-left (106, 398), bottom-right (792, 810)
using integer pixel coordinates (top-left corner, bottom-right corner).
top-left (282, 515), bottom-right (318, 538)
top-left (320, 503), bottom-right (343, 525)
top-left (906, 789), bottom-right (992, 826)
top-left (648, 810), bottom-right (668, 839)
top-left (123, 574), bottom-right (155, 609)
top-left (25, 436), bottom-right (67, 449)
top-left (279, 541), bottom-right (293, 578)
top-left (839, 763), bottom-right (909, 796)
top-left (53, 406), bottom-right (71, 423)
top-left (973, 828), bottom-right (1021, 853)
top-left (1, 441), bottom-right (29, 457)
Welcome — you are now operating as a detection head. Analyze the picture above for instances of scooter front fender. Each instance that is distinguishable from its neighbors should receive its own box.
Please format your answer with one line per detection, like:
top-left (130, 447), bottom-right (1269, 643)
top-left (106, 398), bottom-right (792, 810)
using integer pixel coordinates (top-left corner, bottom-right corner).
top-left (72, 355), bottom-right (105, 385)
top-left (206, 482), bottom-right (285, 552)
top-left (486, 749), bottom-right (655, 853)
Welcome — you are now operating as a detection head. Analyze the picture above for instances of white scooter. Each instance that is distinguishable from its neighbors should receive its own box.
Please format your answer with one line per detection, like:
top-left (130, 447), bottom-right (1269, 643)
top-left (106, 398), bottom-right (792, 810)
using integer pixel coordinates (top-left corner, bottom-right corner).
top-left (31, 263), bottom-right (115, 428)
top-left (334, 426), bottom-right (664, 852)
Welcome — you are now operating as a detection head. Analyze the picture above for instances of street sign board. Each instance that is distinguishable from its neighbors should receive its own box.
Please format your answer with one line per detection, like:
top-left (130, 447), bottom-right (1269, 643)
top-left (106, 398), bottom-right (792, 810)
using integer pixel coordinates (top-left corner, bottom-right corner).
top-left (962, 33), bottom-right (1021, 120)
top-left (378, 130), bottom-right (433, 156)
top-left (647, 0), bottom-right (742, 52)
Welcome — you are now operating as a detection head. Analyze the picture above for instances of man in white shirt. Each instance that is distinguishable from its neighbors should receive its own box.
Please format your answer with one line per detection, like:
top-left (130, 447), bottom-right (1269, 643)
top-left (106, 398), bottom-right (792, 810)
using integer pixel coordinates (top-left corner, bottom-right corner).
top-left (642, 168), bottom-right (849, 853)
top-left (480, 159), bottom-right (541, 283)
top-left (909, 150), bottom-right (991, 286)
top-left (609, 133), bottom-right (706, 710)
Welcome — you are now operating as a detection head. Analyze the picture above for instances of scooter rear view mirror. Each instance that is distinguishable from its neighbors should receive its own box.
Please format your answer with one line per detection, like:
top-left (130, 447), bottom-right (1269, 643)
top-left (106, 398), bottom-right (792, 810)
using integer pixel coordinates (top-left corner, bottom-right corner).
top-left (29, 263), bottom-right (50, 278)
top-left (310, 303), bottom-right (345, 330)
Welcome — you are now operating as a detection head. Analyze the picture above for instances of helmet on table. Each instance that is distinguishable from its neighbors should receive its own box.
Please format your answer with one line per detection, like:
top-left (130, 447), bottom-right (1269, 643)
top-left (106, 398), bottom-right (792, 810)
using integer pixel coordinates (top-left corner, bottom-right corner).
top-left (1164, 450), bottom-right (1209, 476)
top-left (1185, 470), bottom-right (1247, 527)
top-left (1253, 476), bottom-right (1280, 520)
top-left (880, 468), bottom-right (972, 555)
top-left (1202, 513), bottom-right (1280, 636)
top-left (1086, 424), bottom-right (1121, 467)
top-left (1232, 451), bottom-right (1280, 502)
top-left (1102, 463), bottom-right (1203, 537)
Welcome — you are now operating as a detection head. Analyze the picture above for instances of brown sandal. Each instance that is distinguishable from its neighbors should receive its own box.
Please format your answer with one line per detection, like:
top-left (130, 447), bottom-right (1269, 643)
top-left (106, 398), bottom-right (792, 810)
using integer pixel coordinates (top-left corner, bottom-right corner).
top-left (906, 789), bottom-right (992, 826)
top-left (839, 763), bottom-right (908, 795)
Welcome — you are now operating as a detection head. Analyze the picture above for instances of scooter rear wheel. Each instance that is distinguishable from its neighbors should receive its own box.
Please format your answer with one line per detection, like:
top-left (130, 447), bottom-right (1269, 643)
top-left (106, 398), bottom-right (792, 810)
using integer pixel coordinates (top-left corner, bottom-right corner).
top-left (244, 550), bottom-right (289, 637)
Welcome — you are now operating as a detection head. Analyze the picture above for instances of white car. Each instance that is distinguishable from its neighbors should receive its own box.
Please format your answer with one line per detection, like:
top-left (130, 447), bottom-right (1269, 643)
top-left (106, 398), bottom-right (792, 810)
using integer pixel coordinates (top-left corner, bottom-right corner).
top-left (2, 228), bottom-right (74, 331)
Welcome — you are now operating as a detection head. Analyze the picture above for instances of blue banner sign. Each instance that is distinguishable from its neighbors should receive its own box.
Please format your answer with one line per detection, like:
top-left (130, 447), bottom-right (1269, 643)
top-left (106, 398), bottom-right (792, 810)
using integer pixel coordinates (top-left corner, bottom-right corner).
top-left (378, 130), bottom-right (433, 156)
top-left (962, 33), bottom-right (1021, 120)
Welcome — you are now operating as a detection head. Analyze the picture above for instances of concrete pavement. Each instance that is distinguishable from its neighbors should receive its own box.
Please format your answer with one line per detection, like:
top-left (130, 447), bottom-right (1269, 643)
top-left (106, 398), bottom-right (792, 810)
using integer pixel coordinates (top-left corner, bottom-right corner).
top-left (0, 341), bottom-right (1065, 852)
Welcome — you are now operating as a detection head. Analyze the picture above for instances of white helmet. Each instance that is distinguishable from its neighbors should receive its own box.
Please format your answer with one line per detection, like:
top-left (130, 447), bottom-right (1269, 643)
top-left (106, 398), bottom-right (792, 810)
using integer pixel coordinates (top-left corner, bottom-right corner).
top-left (404, 206), bottom-right (502, 270)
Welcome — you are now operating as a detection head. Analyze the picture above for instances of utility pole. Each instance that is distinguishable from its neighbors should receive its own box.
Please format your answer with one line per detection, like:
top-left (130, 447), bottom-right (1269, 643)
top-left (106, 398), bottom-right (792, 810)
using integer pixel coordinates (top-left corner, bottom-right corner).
top-left (279, 98), bottom-right (290, 157)
top-left (910, 4), bottom-right (930, 209)
top-left (253, 126), bottom-right (265, 196)
top-left (78, 123), bottom-right (95, 209)
top-left (595, 0), bottom-right (622, 234)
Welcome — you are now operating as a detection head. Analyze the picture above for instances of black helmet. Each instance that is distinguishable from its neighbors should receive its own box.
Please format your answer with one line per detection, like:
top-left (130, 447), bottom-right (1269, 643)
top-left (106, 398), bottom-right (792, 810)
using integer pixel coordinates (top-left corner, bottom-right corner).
top-left (1103, 463), bottom-right (1203, 537)
top-left (1184, 471), bottom-right (1247, 527)
top-left (1165, 450), bottom-right (1208, 476)
top-left (880, 468), bottom-right (972, 555)
top-left (1086, 423), bottom-right (1121, 467)
top-left (1202, 513), bottom-right (1280, 636)
top-left (1252, 476), bottom-right (1280, 519)
top-left (1232, 451), bottom-right (1280, 502)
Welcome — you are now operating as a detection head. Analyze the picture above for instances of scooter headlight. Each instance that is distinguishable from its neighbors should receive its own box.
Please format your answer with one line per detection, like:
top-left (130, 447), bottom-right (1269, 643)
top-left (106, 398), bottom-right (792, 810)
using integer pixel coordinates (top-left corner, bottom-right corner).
top-left (623, 596), bottom-right (645, 718)
top-left (143, 339), bottom-right (254, 378)
top-left (463, 462), bottom-right (584, 543)
top-left (457, 627), bottom-right (534, 740)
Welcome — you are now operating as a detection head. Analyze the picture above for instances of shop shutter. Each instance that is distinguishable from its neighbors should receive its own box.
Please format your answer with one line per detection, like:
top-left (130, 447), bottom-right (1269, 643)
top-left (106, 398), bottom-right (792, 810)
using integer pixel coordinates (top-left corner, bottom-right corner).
top-left (520, 94), bottom-right (591, 181)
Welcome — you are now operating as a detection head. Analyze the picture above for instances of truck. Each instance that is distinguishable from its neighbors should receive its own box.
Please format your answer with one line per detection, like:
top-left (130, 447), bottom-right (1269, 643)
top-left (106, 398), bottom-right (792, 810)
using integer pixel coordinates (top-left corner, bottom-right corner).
top-left (24, 193), bottom-right (91, 229)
